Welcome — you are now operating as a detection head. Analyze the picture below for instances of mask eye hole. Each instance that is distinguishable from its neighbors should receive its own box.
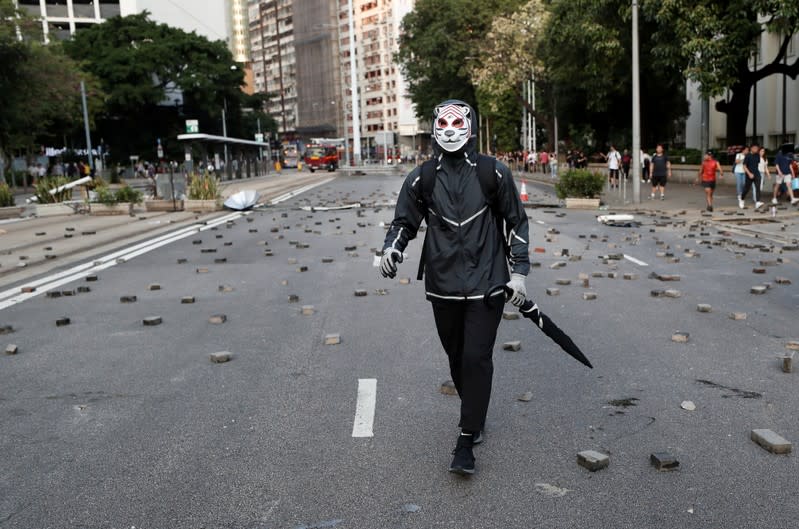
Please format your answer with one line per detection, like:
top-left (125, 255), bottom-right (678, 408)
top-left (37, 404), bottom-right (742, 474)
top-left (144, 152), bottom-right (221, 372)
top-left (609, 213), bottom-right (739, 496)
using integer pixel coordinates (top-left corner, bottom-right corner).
top-left (452, 118), bottom-right (464, 128)
top-left (437, 118), bottom-right (449, 128)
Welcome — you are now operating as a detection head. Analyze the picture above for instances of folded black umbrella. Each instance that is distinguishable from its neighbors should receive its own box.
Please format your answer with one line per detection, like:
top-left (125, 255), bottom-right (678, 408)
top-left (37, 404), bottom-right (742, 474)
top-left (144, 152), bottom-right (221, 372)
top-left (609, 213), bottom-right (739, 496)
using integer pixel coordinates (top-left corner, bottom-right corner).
top-left (485, 285), bottom-right (593, 369)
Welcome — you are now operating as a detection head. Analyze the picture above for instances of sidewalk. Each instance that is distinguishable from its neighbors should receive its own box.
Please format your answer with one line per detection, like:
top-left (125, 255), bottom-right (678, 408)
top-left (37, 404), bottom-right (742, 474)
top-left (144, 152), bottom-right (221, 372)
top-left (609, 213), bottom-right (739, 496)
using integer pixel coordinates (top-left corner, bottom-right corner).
top-left (520, 170), bottom-right (799, 245)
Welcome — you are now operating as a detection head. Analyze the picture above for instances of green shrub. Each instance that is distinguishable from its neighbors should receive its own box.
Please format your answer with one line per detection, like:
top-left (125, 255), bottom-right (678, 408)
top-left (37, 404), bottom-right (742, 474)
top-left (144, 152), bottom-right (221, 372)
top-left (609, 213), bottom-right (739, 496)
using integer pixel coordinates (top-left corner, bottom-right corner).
top-left (114, 185), bottom-right (143, 204)
top-left (188, 173), bottom-right (220, 200)
top-left (94, 186), bottom-right (117, 205)
top-left (34, 177), bottom-right (71, 203)
top-left (0, 182), bottom-right (14, 207)
top-left (554, 169), bottom-right (605, 199)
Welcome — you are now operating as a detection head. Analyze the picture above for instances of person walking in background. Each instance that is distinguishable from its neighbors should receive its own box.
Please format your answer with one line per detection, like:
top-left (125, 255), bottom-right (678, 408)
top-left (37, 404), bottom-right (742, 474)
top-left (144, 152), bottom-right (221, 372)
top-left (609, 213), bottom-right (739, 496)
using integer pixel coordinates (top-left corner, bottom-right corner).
top-left (649, 144), bottom-right (670, 200)
top-left (773, 148), bottom-right (799, 205)
top-left (621, 149), bottom-right (632, 181)
top-left (640, 149), bottom-right (651, 183)
top-left (733, 147), bottom-right (748, 204)
top-left (697, 150), bottom-right (722, 212)
top-left (602, 145), bottom-right (622, 189)
top-left (550, 151), bottom-right (558, 179)
top-left (539, 150), bottom-right (549, 176)
top-left (741, 143), bottom-right (764, 210)
top-left (759, 148), bottom-right (770, 194)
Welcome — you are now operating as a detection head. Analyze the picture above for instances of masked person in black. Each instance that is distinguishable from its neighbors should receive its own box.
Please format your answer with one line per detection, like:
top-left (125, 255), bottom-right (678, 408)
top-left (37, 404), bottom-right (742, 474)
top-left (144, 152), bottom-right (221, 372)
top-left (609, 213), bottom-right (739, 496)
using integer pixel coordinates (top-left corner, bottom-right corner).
top-left (380, 100), bottom-right (530, 476)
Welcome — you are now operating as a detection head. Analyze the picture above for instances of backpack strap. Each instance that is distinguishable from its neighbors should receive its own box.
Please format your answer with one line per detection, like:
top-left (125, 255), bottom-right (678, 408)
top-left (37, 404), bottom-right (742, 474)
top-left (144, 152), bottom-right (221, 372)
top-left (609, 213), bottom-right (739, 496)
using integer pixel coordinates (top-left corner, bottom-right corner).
top-left (416, 159), bottom-right (437, 281)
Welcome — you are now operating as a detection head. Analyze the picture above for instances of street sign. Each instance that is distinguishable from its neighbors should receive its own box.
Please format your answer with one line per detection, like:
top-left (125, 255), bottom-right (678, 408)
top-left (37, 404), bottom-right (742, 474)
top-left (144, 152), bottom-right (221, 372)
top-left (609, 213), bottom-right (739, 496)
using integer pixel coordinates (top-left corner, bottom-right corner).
top-left (185, 119), bottom-right (199, 134)
top-left (255, 133), bottom-right (264, 143)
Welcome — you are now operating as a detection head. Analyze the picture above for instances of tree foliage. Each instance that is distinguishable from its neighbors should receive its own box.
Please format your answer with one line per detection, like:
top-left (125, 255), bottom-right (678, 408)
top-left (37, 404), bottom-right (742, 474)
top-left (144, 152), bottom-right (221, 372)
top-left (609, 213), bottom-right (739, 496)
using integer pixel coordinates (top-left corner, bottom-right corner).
top-left (63, 13), bottom-right (252, 161)
top-left (396, 0), bottom-right (526, 120)
top-left (646, 0), bottom-right (799, 144)
top-left (0, 0), bottom-right (98, 165)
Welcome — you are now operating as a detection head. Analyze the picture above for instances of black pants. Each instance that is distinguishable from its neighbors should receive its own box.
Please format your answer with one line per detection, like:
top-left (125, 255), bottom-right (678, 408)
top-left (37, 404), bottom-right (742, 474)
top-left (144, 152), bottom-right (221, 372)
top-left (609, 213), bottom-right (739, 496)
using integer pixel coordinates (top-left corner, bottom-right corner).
top-left (741, 174), bottom-right (762, 203)
top-left (432, 298), bottom-right (504, 433)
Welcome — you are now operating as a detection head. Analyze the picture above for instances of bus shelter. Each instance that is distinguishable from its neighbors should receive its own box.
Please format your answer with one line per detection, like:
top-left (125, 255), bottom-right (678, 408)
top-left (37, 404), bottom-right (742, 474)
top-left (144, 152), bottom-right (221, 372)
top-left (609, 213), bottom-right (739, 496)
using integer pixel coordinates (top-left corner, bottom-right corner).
top-left (177, 133), bottom-right (270, 181)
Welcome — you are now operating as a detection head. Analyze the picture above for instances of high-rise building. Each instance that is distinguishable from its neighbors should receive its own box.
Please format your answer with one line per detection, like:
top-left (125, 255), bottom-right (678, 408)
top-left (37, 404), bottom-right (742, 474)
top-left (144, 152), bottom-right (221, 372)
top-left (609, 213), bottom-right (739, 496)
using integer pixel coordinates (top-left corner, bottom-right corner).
top-left (248, 0), bottom-right (298, 137)
top-left (15, 0), bottom-right (125, 41)
top-left (228, 0), bottom-right (250, 63)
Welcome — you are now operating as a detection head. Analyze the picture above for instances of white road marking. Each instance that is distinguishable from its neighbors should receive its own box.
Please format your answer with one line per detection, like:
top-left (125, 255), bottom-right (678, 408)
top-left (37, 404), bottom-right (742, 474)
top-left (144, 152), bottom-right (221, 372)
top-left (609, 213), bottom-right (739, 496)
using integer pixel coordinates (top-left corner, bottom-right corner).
top-left (623, 254), bottom-right (649, 267)
top-left (352, 378), bottom-right (377, 438)
top-left (0, 212), bottom-right (245, 311)
top-left (269, 177), bottom-right (336, 205)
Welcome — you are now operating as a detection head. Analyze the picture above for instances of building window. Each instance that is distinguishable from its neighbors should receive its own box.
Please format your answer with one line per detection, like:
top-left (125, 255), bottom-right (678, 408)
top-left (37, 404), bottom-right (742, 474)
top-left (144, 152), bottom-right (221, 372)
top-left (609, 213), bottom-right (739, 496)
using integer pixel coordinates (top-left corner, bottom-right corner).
top-left (46, 1), bottom-right (69, 18)
top-left (17, 0), bottom-right (41, 16)
top-left (99, 1), bottom-right (120, 18)
top-left (72, 0), bottom-right (96, 19)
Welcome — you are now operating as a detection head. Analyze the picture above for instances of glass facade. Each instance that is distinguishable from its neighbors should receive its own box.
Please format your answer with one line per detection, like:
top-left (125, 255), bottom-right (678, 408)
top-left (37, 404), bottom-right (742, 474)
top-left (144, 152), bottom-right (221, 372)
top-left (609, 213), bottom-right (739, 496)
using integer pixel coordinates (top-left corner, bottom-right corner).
top-left (46, 1), bottom-right (69, 18)
top-left (72, 0), bottom-right (96, 18)
top-left (99, 1), bottom-right (121, 18)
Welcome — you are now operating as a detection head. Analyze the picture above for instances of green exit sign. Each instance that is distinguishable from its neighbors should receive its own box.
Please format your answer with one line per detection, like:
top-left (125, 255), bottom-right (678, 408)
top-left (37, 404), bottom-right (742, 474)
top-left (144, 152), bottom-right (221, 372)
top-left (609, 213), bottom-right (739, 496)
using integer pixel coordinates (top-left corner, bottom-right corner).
top-left (185, 120), bottom-right (199, 133)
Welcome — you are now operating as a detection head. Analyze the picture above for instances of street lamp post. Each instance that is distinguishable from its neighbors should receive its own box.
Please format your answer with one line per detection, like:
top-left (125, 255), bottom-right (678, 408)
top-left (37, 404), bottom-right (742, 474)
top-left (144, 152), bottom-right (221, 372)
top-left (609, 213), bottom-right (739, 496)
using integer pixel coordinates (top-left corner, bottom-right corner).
top-left (631, 0), bottom-right (641, 204)
top-left (348, 0), bottom-right (361, 165)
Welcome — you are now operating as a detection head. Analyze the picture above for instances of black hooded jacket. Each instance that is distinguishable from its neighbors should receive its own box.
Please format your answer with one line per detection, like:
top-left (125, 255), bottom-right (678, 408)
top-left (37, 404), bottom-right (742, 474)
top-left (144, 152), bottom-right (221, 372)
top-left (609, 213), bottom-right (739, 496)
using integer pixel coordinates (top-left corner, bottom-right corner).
top-left (382, 101), bottom-right (530, 302)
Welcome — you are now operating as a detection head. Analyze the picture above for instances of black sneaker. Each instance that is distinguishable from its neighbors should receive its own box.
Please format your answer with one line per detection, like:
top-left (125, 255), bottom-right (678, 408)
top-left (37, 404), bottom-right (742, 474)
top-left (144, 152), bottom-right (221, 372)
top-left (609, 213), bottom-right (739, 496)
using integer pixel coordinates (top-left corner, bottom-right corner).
top-left (448, 434), bottom-right (475, 476)
top-left (472, 430), bottom-right (483, 445)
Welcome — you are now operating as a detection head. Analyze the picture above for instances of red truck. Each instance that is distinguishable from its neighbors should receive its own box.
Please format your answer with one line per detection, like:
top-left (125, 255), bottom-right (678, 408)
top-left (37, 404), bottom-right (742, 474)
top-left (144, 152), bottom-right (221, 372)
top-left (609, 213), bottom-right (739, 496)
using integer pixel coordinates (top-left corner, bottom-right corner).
top-left (304, 145), bottom-right (339, 172)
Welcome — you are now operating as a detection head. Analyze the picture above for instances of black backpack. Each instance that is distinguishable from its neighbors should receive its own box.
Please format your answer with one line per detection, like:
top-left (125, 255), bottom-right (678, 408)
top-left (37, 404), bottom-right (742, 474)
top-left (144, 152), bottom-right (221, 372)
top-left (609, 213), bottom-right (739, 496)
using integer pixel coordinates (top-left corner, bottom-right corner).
top-left (415, 154), bottom-right (501, 280)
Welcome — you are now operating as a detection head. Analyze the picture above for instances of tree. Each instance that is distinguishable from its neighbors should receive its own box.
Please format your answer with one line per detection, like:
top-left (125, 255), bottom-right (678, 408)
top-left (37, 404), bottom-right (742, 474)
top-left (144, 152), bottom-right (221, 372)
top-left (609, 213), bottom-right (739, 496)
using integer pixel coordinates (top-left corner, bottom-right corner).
top-left (541, 0), bottom-right (689, 150)
top-left (646, 0), bottom-right (798, 145)
top-left (64, 13), bottom-right (245, 161)
top-left (396, 0), bottom-right (526, 121)
top-left (0, 0), bottom-right (99, 172)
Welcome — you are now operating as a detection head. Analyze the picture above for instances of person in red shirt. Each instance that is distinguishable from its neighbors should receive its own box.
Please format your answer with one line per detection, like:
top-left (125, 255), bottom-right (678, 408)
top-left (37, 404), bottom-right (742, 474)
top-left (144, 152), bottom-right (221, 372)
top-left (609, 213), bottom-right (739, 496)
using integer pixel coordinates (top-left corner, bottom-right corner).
top-left (697, 150), bottom-right (723, 212)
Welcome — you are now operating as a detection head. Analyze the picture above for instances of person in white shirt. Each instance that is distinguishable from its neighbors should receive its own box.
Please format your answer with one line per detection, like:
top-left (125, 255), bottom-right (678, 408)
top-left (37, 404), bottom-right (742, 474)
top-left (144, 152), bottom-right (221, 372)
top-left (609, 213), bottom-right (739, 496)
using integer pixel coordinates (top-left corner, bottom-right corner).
top-left (733, 147), bottom-right (748, 201)
top-left (602, 145), bottom-right (622, 189)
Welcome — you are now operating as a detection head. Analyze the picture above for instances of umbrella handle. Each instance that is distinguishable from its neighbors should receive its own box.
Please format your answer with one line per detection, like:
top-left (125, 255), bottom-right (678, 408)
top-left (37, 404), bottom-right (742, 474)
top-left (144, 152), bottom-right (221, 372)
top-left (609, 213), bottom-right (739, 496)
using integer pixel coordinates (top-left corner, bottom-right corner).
top-left (483, 284), bottom-right (513, 305)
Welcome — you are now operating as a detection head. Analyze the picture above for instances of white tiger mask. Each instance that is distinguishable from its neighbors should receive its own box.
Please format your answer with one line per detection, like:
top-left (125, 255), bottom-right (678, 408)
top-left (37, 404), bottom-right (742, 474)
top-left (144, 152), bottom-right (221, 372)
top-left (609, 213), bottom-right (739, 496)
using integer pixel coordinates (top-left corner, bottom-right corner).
top-left (433, 103), bottom-right (472, 153)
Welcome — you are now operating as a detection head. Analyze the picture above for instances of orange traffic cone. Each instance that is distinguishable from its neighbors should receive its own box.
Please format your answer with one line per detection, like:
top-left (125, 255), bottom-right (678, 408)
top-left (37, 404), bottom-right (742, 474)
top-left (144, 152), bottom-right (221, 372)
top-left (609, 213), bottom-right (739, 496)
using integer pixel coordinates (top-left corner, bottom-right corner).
top-left (520, 179), bottom-right (529, 202)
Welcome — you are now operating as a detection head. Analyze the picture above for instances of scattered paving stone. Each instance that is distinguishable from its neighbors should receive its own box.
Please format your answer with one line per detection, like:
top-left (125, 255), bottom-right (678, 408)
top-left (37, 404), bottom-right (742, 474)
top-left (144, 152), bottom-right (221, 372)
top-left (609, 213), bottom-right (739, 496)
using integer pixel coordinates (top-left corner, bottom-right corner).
top-left (672, 332), bottom-right (690, 343)
top-left (201, 248), bottom-right (217, 254)
top-left (177, 258), bottom-right (188, 264)
top-left (607, 272), bottom-right (618, 279)
top-left (751, 429), bottom-right (792, 454)
top-left (192, 240), bottom-right (202, 245)
top-left (64, 234), bottom-right (73, 239)
top-left (577, 450), bottom-right (609, 472)
top-left (578, 273), bottom-right (589, 281)
top-left (47, 291), bottom-right (62, 299)
top-left (324, 333), bottom-right (341, 345)
top-left (440, 380), bottom-right (458, 396)
top-left (301, 305), bottom-right (315, 316)
top-left (223, 242), bottom-right (233, 247)
top-left (546, 288), bottom-right (560, 296)
top-left (582, 291), bottom-right (598, 301)
top-left (344, 245), bottom-right (357, 252)
top-left (786, 341), bottom-right (799, 351)
top-left (752, 267), bottom-right (766, 274)
top-left (214, 258), bottom-right (227, 264)
top-left (20, 286), bottom-right (36, 293)
top-left (729, 312), bottom-right (747, 320)
top-left (210, 351), bottom-right (232, 363)
top-left (35, 232), bottom-right (46, 236)
top-left (697, 304), bottom-right (712, 313)
top-left (680, 400), bottom-right (696, 411)
top-left (591, 272), bottom-right (604, 278)
top-left (399, 277), bottom-right (411, 285)
top-left (5, 344), bottom-right (18, 355)
top-left (0, 325), bottom-right (14, 335)
top-left (550, 261), bottom-right (567, 269)
top-left (623, 273), bottom-right (639, 280)
top-left (120, 295), bottom-right (137, 303)
top-left (55, 317), bottom-right (71, 327)
top-left (750, 285), bottom-right (767, 295)
top-left (555, 279), bottom-right (571, 286)
top-left (181, 296), bottom-right (196, 304)
top-left (503, 341), bottom-right (522, 351)
top-left (61, 290), bottom-right (75, 297)
top-left (297, 266), bottom-right (309, 273)
top-left (143, 316), bottom-right (162, 326)
top-left (249, 228), bottom-right (258, 233)
top-left (85, 274), bottom-right (98, 282)
top-left (209, 314), bottom-right (227, 324)
top-left (533, 247), bottom-right (546, 253)
top-left (196, 268), bottom-right (209, 274)
top-left (782, 352), bottom-right (794, 374)
top-left (664, 289), bottom-right (682, 298)
top-left (322, 257), bottom-right (334, 263)
top-left (775, 277), bottom-right (791, 285)
top-left (503, 311), bottom-right (520, 320)
top-left (517, 391), bottom-right (533, 402)
top-left (44, 254), bottom-right (57, 261)
top-left (148, 284), bottom-right (161, 291)
top-left (288, 294), bottom-right (300, 303)
top-left (650, 272), bottom-right (681, 281)
top-left (354, 289), bottom-right (368, 297)
top-left (81, 231), bottom-right (96, 236)
top-left (650, 452), bottom-right (680, 471)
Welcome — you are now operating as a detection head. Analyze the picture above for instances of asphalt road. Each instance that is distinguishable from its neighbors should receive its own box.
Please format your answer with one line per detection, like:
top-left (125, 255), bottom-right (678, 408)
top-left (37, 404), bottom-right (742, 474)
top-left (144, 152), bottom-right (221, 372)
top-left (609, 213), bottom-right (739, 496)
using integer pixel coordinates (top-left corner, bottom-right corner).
top-left (1, 173), bottom-right (798, 529)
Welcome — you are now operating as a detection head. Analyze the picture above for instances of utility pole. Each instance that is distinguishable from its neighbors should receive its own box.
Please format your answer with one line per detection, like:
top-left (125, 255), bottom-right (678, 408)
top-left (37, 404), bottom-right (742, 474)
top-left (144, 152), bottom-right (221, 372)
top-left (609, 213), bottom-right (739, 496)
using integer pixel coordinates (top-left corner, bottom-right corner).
top-left (531, 71), bottom-right (537, 153)
top-left (274, 0), bottom-right (287, 135)
top-left (80, 81), bottom-right (94, 171)
top-left (631, 0), bottom-right (641, 204)
top-left (348, 0), bottom-right (361, 165)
